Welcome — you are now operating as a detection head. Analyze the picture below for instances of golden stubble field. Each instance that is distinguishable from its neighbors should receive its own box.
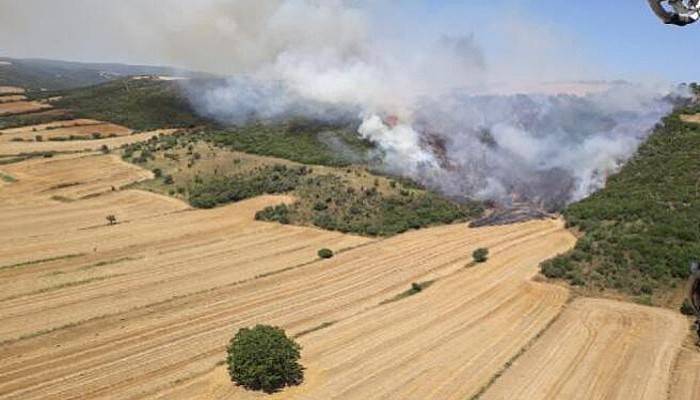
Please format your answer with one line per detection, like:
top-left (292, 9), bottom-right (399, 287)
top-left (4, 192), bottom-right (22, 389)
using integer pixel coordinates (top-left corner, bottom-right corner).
top-left (0, 115), bottom-right (697, 400)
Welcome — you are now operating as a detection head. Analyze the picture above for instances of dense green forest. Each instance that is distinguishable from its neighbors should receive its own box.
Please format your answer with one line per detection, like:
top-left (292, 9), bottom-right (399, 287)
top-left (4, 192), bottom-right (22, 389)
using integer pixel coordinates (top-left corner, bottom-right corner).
top-left (48, 78), bottom-right (208, 131)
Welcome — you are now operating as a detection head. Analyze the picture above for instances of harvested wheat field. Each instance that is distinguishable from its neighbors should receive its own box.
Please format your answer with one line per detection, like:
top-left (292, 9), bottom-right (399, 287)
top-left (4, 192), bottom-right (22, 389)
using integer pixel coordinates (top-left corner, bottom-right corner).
top-left (0, 130), bottom-right (696, 400)
top-left (0, 154), bottom-right (155, 202)
top-left (0, 129), bottom-right (174, 156)
top-left (0, 101), bottom-right (52, 116)
top-left (0, 95), bottom-right (27, 103)
top-left (0, 121), bottom-right (131, 142)
top-left (481, 298), bottom-right (688, 400)
top-left (0, 86), bottom-right (25, 95)
top-left (670, 348), bottom-right (700, 400)
top-left (0, 119), bottom-right (104, 134)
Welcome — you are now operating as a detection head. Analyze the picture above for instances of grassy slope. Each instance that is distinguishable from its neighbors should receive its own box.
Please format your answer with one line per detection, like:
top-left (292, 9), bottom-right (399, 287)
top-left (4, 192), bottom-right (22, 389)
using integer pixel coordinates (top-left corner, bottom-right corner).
top-left (126, 137), bottom-right (483, 237)
top-left (542, 107), bottom-right (700, 306)
top-left (205, 121), bottom-right (374, 167)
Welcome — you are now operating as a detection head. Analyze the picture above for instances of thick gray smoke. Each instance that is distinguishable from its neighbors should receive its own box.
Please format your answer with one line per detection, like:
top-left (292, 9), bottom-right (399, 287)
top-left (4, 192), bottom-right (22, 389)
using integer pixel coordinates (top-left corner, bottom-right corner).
top-left (1, 0), bottom-right (686, 207)
top-left (173, 2), bottom-right (683, 208)
top-left (357, 86), bottom-right (678, 209)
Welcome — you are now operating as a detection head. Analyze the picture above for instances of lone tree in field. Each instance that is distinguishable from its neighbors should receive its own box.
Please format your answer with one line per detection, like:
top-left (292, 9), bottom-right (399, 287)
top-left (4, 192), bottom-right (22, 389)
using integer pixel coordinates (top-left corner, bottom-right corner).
top-left (106, 215), bottom-right (117, 225)
top-left (473, 247), bottom-right (489, 263)
top-left (318, 248), bottom-right (334, 259)
top-left (227, 325), bottom-right (303, 393)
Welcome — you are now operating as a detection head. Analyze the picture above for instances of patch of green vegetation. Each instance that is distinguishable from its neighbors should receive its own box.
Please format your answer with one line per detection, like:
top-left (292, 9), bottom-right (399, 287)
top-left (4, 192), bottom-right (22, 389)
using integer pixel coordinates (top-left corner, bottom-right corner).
top-left (189, 164), bottom-right (311, 208)
top-left (0, 253), bottom-right (85, 272)
top-left (206, 120), bottom-right (373, 167)
top-left (0, 172), bottom-right (17, 183)
top-left (227, 325), bottom-right (303, 393)
top-left (317, 248), bottom-right (334, 259)
top-left (472, 248), bottom-right (489, 263)
top-left (124, 127), bottom-right (484, 237)
top-left (680, 299), bottom-right (696, 316)
top-left (256, 174), bottom-right (482, 237)
top-left (49, 78), bottom-right (209, 131)
top-left (380, 281), bottom-right (435, 305)
top-left (0, 111), bottom-right (75, 130)
top-left (541, 109), bottom-right (700, 304)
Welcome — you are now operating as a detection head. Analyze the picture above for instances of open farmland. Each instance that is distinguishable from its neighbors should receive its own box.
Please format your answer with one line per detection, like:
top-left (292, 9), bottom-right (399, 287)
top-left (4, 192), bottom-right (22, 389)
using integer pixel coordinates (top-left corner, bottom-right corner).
top-left (481, 298), bottom-right (688, 400)
top-left (0, 83), bottom-right (697, 400)
top-left (0, 121), bottom-right (131, 142)
top-left (0, 129), bottom-right (174, 157)
top-left (0, 100), bottom-right (52, 116)
top-left (670, 349), bottom-right (700, 400)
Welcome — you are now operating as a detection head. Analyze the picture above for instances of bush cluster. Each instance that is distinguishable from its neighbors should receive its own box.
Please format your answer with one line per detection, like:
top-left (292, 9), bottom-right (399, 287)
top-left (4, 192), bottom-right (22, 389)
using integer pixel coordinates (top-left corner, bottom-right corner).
top-left (256, 174), bottom-right (482, 237)
top-left (189, 165), bottom-right (310, 209)
top-left (472, 248), bottom-right (489, 263)
top-left (318, 248), bottom-right (334, 259)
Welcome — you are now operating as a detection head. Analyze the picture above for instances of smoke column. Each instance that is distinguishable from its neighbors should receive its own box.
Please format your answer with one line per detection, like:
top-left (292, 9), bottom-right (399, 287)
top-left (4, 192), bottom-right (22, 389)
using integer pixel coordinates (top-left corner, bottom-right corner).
top-left (174, 1), bottom-right (683, 209)
top-left (2, 1), bottom-right (684, 207)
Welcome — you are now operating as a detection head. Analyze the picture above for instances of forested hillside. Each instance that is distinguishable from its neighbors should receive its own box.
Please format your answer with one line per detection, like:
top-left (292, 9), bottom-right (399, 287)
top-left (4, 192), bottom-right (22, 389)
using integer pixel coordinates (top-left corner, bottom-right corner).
top-left (542, 91), bottom-right (700, 306)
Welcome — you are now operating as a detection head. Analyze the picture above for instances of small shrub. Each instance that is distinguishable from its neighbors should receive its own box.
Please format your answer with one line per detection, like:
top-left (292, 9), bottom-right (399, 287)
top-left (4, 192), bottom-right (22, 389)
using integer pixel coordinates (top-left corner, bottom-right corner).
top-left (681, 299), bottom-right (697, 316)
top-left (106, 215), bottom-right (117, 225)
top-left (318, 248), bottom-right (334, 259)
top-left (152, 168), bottom-right (162, 178)
top-left (163, 175), bottom-right (174, 185)
top-left (473, 248), bottom-right (489, 263)
top-left (313, 202), bottom-right (328, 211)
top-left (227, 325), bottom-right (303, 393)
top-left (35, 135), bottom-right (43, 142)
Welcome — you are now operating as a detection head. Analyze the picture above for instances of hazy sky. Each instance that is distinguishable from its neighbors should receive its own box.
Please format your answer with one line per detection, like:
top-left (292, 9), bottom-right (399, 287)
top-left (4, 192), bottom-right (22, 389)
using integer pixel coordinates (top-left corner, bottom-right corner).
top-left (0, 0), bottom-right (696, 83)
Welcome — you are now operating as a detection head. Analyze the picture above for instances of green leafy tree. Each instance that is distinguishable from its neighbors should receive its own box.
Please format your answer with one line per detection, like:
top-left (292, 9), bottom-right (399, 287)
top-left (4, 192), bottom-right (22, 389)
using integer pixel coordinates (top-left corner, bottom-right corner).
top-left (318, 248), bottom-right (334, 259)
top-left (227, 325), bottom-right (303, 393)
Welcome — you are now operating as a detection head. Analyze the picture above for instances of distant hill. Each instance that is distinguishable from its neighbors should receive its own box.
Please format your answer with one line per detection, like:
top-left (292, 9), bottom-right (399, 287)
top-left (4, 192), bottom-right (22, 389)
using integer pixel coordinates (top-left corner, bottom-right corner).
top-left (0, 57), bottom-right (213, 91)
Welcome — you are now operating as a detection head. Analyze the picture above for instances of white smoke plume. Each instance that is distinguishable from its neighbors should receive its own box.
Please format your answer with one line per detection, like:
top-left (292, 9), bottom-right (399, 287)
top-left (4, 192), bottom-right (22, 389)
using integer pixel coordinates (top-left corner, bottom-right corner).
top-left (0, 0), bottom-right (687, 207)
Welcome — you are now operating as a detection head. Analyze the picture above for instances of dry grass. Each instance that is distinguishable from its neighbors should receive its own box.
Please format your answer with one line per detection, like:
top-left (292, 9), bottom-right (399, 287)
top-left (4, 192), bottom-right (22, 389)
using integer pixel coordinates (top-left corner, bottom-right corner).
top-left (0, 101), bottom-right (52, 116)
top-left (680, 114), bottom-right (700, 124)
